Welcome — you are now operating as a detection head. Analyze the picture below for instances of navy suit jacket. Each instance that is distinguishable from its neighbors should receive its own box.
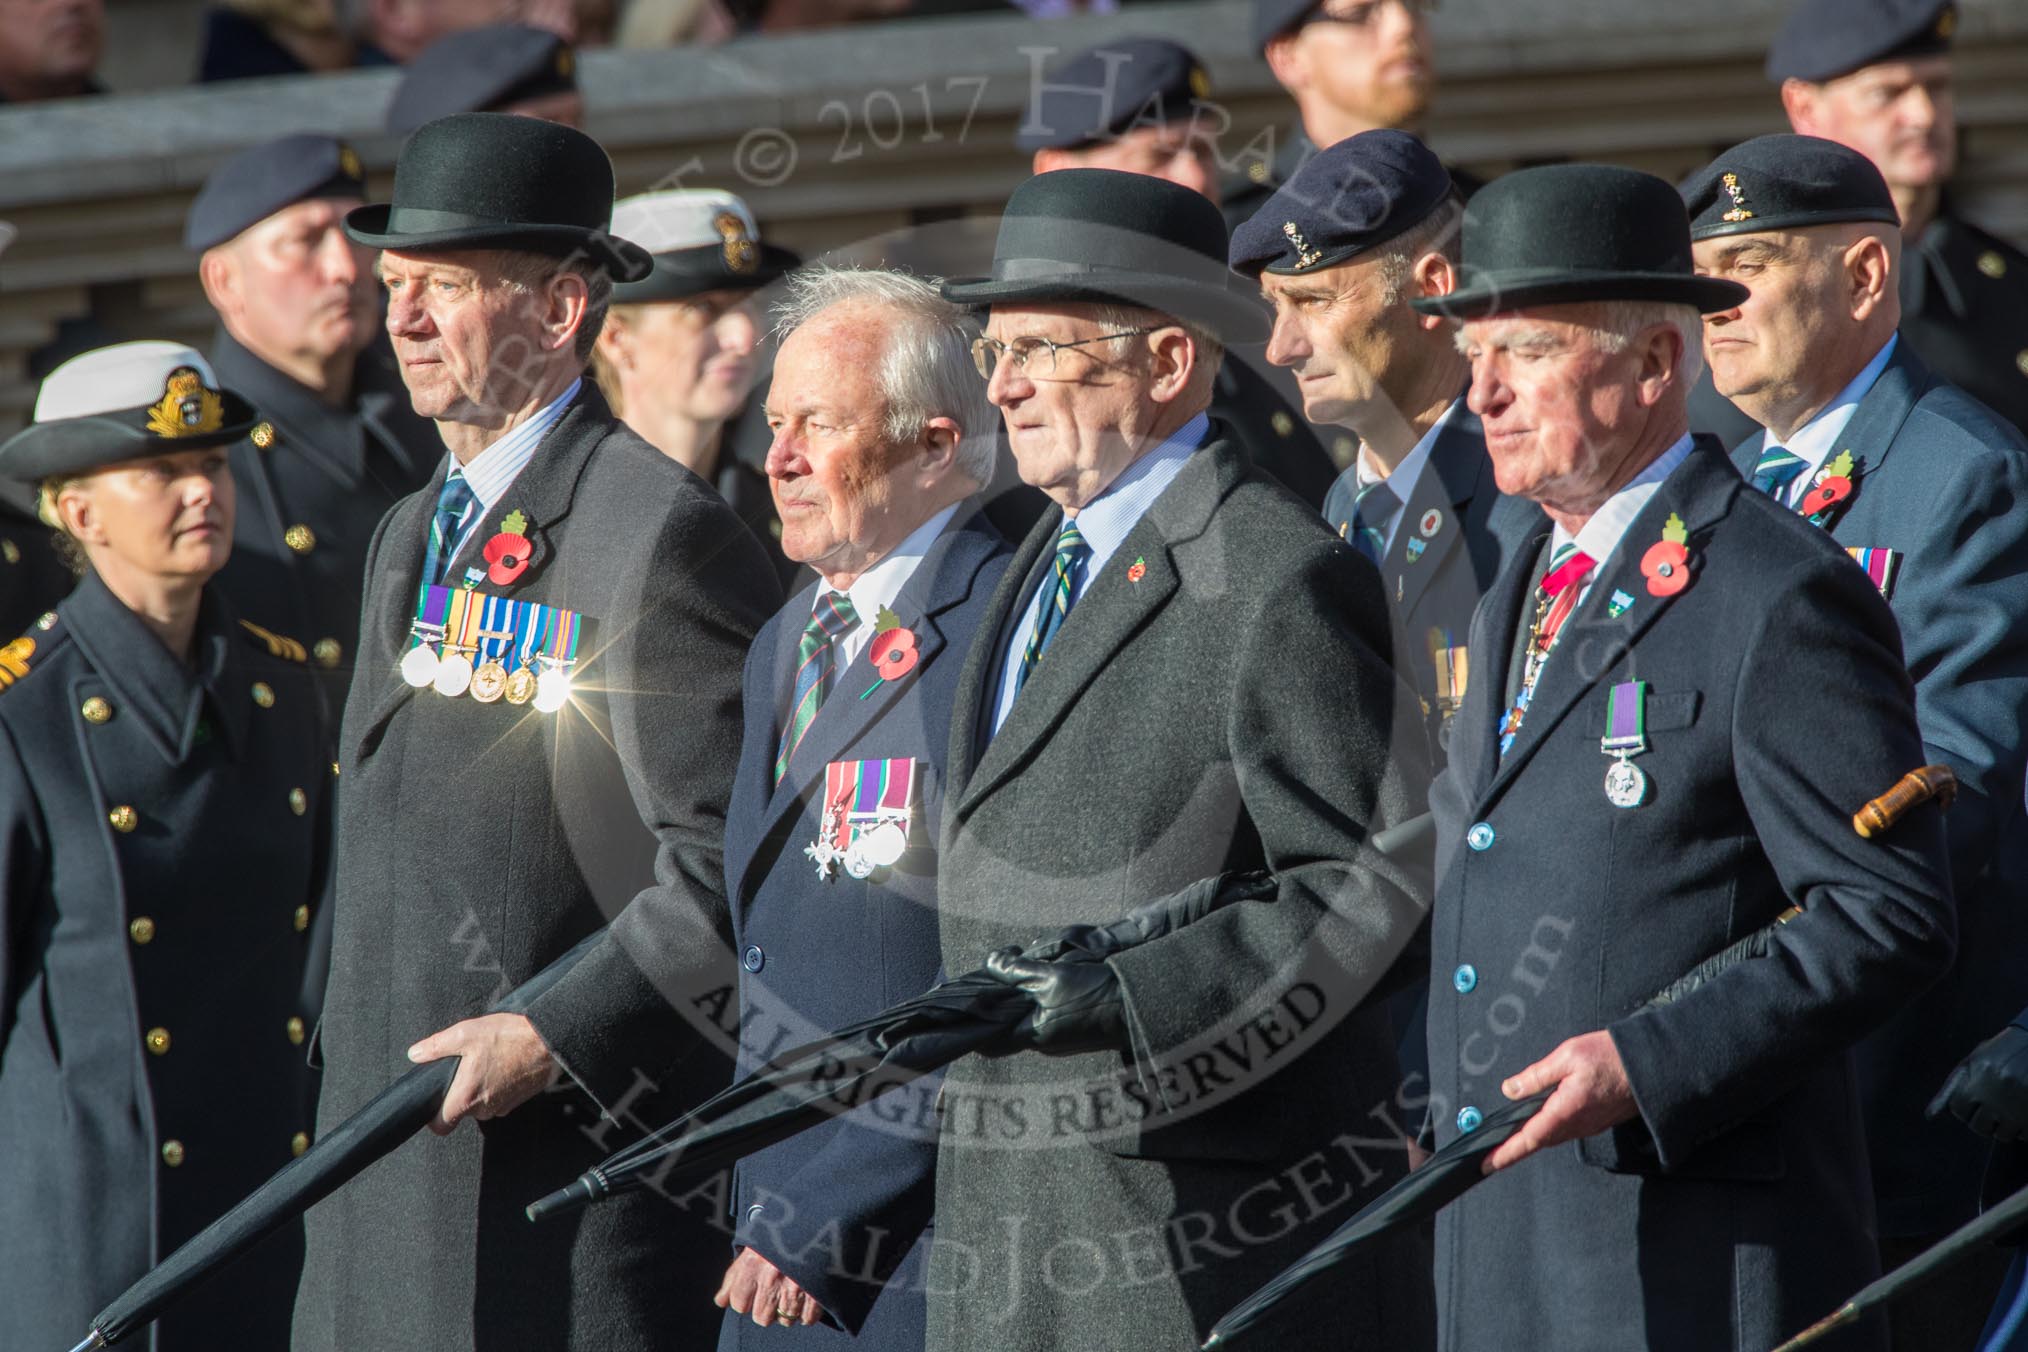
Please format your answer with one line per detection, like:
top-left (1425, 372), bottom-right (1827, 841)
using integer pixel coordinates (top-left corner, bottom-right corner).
top-left (1734, 340), bottom-right (2028, 1235)
top-left (720, 509), bottom-right (1010, 1347)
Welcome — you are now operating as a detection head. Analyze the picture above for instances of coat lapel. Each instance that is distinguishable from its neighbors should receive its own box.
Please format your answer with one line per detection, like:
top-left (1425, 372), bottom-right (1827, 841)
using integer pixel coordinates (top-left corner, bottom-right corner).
top-left (1391, 404), bottom-right (1482, 620)
top-left (1732, 340), bottom-right (1928, 529)
top-left (1455, 521), bottom-right (1546, 802)
top-left (946, 508), bottom-right (1057, 808)
top-left (1481, 440), bottom-right (1740, 803)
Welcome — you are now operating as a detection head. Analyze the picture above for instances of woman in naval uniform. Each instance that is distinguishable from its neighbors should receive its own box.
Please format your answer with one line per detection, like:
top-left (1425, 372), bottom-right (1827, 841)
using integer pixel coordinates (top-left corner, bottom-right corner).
top-left (0, 341), bottom-right (329, 1351)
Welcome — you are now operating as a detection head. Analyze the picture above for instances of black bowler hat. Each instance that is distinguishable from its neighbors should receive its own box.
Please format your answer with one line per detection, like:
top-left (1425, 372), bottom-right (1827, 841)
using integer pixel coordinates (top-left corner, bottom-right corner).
top-left (1410, 164), bottom-right (1748, 320)
top-left (0, 342), bottom-right (259, 483)
top-left (1682, 134), bottom-right (1899, 243)
top-left (185, 134), bottom-right (367, 251)
top-left (1229, 129), bottom-right (1452, 277)
top-left (386, 24), bottom-right (577, 135)
top-left (1015, 37), bottom-right (1213, 153)
top-left (942, 169), bottom-right (1268, 341)
top-left (344, 113), bottom-right (649, 281)
top-left (609, 190), bottom-right (799, 304)
top-left (1766, 0), bottom-right (1954, 83)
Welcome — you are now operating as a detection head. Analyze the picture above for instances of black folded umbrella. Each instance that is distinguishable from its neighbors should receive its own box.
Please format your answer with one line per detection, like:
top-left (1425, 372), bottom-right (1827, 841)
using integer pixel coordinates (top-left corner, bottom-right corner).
top-left (527, 810), bottom-right (1437, 1224)
top-left (1767, 1180), bottom-right (2028, 1351)
top-left (66, 930), bottom-right (603, 1352)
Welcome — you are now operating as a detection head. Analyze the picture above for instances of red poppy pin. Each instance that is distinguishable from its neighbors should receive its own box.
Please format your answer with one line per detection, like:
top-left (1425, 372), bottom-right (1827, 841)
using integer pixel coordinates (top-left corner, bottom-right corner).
top-left (859, 608), bottom-right (920, 698)
top-left (1799, 450), bottom-right (1856, 520)
top-left (1640, 512), bottom-right (1692, 597)
top-left (1127, 556), bottom-right (1147, 583)
top-left (483, 509), bottom-right (533, 586)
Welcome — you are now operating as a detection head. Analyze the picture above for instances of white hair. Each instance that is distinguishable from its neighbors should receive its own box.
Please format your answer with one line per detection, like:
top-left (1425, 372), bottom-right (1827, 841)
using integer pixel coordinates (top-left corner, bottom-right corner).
top-left (773, 266), bottom-right (997, 487)
top-left (1589, 299), bottom-right (1705, 386)
top-left (1088, 302), bottom-right (1225, 374)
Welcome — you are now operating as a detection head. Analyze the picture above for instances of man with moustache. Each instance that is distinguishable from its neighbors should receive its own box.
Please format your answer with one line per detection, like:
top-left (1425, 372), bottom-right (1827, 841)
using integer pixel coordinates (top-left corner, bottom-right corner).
top-left (188, 134), bottom-right (439, 705)
top-left (1770, 0), bottom-right (2028, 432)
top-left (1421, 163), bottom-right (1954, 1351)
top-left (712, 266), bottom-right (1009, 1349)
top-left (0, 0), bottom-right (102, 102)
top-left (1223, 0), bottom-right (1439, 233)
top-left (1684, 132), bottom-right (2028, 1350)
top-left (293, 113), bottom-right (780, 1352)
top-left (930, 168), bottom-right (1434, 1352)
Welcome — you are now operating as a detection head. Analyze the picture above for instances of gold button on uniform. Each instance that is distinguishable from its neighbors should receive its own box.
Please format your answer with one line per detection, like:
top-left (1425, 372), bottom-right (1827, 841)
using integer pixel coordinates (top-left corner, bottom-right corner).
top-left (2017, 350), bottom-right (2028, 379)
top-left (1980, 251), bottom-right (2008, 280)
top-left (288, 787), bottom-right (308, 816)
top-left (313, 638), bottom-right (342, 668)
top-left (108, 805), bottom-right (138, 833)
top-left (129, 916), bottom-right (156, 945)
top-left (161, 1140), bottom-right (185, 1167)
top-left (81, 696), bottom-right (112, 723)
top-left (251, 681), bottom-right (275, 708)
top-left (294, 904), bottom-right (310, 933)
top-left (1270, 411), bottom-right (1294, 437)
top-left (284, 524), bottom-right (316, 554)
top-left (251, 421), bottom-right (276, 449)
top-left (291, 1131), bottom-right (311, 1157)
top-left (330, 760), bottom-right (341, 778)
top-left (286, 1016), bottom-right (306, 1045)
top-left (1, 540), bottom-right (16, 565)
top-left (146, 1027), bottom-right (171, 1055)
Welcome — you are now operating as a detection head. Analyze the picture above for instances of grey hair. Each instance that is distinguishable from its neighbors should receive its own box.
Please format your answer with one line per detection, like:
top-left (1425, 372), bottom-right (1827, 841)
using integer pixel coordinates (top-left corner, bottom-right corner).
top-left (489, 250), bottom-right (615, 364)
top-left (1373, 193), bottom-right (1464, 306)
top-left (1590, 299), bottom-right (1705, 387)
top-left (773, 265), bottom-right (997, 487)
top-left (1087, 302), bottom-right (1226, 381)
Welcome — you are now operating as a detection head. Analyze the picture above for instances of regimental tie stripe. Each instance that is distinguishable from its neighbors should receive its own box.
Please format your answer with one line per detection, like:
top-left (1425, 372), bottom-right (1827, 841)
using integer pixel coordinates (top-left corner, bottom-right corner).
top-left (1847, 547), bottom-right (1900, 598)
top-left (1017, 521), bottom-right (1089, 691)
top-left (775, 591), bottom-right (859, 785)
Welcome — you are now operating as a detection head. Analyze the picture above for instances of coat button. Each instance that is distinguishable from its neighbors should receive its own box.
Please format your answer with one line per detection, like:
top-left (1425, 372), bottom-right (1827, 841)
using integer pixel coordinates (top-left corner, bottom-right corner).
top-left (251, 681), bottom-right (275, 708)
top-left (251, 421), bottom-right (276, 449)
top-left (1467, 822), bottom-right (1496, 851)
top-left (1270, 411), bottom-right (1294, 437)
top-left (81, 696), bottom-right (113, 723)
top-left (294, 904), bottom-right (311, 933)
top-left (1453, 964), bottom-right (1478, 994)
top-left (146, 1026), bottom-right (171, 1055)
top-left (108, 805), bottom-right (138, 833)
top-left (291, 1131), bottom-right (310, 1157)
top-left (288, 787), bottom-right (308, 816)
top-left (742, 945), bottom-right (764, 973)
top-left (284, 524), bottom-right (317, 554)
top-left (161, 1139), bottom-right (186, 1167)
top-left (313, 638), bottom-right (342, 668)
top-left (1456, 1106), bottom-right (1483, 1134)
top-left (286, 1016), bottom-right (306, 1046)
top-left (129, 916), bottom-right (156, 945)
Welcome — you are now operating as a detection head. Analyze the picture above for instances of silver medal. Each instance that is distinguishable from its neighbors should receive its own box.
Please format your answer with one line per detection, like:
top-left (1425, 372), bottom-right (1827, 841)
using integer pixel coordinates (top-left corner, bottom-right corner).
top-left (843, 847), bottom-right (876, 880)
top-left (434, 649), bottom-right (474, 698)
top-left (860, 820), bottom-right (908, 868)
top-left (400, 642), bottom-right (440, 688)
top-left (1604, 756), bottom-right (1647, 809)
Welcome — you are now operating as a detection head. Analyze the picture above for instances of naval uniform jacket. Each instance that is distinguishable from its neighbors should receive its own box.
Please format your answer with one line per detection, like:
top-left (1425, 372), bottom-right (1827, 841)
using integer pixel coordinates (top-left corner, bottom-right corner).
top-left (1900, 210), bottom-right (2028, 435)
top-left (1731, 340), bottom-right (2028, 1238)
top-left (929, 427), bottom-right (1436, 1352)
top-left (292, 384), bottom-right (782, 1352)
top-left (0, 572), bottom-right (328, 1352)
top-left (1427, 438), bottom-right (1955, 1352)
top-left (717, 511), bottom-right (1010, 1351)
top-left (207, 330), bottom-right (438, 708)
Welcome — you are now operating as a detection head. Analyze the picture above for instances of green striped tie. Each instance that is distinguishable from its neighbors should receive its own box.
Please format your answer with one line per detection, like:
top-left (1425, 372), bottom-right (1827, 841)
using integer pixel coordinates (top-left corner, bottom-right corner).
top-left (773, 591), bottom-right (858, 785)
top-left (1750, 444), bottom-right (1806, 502)
top-left (1348, 477), bottom-right (1399, 563)
top-left (1016, 520), bottom-right (1089, 692)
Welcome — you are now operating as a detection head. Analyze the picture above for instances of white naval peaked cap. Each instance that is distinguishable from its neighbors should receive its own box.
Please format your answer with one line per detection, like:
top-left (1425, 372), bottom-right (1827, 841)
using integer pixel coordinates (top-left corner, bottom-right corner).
top-left (34, 341), bottom-right (223, 423)
top-left (611, 189), bottom-right (762, 255)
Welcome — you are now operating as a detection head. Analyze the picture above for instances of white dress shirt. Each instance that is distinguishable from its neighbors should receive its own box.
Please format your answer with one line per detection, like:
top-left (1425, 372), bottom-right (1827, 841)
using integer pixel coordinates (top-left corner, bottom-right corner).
top-left (1757, 335), bottom-right (1897, 507)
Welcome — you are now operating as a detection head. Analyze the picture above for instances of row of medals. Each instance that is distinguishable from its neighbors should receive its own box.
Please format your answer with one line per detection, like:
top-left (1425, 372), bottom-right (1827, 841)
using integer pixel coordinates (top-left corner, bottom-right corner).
top-left (400, 640), bottom-right (570, 710)
top-left (807, 813), bottom-right (910, 880)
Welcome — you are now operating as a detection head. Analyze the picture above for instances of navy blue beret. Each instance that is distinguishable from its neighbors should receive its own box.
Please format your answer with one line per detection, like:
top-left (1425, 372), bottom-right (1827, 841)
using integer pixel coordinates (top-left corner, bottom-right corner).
top-left (1228, 129), bottom-right (1453, 277)
top-left (1682, 134), bottom-right (1899, 242)
top-left (386, 24), bottom-right (576, 135)
top-left (1766, 0), bottom-right (1955, 83)
top-left (1253, 0), bottom-right (1316, 49)
top-left (184, 134), bottom-right (367, 251)
top-left (1015, 37), bottom-right (1213, 153)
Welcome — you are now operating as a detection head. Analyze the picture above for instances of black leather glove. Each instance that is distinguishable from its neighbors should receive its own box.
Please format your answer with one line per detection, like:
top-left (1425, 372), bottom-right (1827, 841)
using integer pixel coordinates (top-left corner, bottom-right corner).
top-left (1929, 1022), bottom-right (2028, 1143)
top-left (983, 947), bottom-right (1127, 1055)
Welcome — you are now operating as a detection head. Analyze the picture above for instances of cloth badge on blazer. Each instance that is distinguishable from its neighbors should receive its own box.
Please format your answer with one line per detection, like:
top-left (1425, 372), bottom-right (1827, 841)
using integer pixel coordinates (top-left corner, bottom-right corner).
top-left (806, 757), bottom-right (919, 881)
top-left (399, 583), bottom-right (584, 711)
top-left (1405, 537), bottom-right (1427, 563)
top-left (1846, 547), bottom-right (1900, 599)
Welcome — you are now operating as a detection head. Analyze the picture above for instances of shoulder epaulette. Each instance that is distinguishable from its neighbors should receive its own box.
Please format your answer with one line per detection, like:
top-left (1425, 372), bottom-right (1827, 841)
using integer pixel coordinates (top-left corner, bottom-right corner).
top-left (239, 619), bottom-right (309, 663)
top-left (0, 610), bottom-right (61, 695)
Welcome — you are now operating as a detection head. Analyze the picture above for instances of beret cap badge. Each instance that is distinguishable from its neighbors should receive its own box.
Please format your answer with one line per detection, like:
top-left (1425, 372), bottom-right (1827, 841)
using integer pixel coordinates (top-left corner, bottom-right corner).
top-left (1188, 66), bottom-right (1211, 98)
top-left (715, 212), bottom-right (759, 275)
top-left (145, 368), bottom-right (225, 439)
top-left (338, 145), bottom-right (363, 181)
top-left (1282, 222), bottom-right (1323, 270)
top-left (1720, 173), bottom-right (1755, 224)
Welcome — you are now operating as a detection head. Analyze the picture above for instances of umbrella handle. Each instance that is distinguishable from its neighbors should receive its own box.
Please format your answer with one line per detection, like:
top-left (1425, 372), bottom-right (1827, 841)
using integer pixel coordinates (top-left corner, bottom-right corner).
top-left (1853, 764), bottom-right (1956, 839)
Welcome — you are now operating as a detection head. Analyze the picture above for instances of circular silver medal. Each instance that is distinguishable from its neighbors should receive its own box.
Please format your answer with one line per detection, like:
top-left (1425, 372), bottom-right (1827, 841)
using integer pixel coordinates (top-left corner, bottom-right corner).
top-left (434, 649), bottom-right (474, 698)
top-left (843, 846), bottom-right (877, 880)
top-left (1604, 758), bottom-right (1647, 809)
top-left (533, 665), bottom-right (572, 713)
top-left (401, 643), bottom-right (440, 688)
top-left (860, 821), bottom-right (908, 868)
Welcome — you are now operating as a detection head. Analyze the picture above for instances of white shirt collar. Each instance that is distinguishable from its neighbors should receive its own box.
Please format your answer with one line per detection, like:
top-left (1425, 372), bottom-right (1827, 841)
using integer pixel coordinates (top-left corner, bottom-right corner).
top-left (1552, 432), bottom-right (1696, 572)
top-left (1764, 334), bottom-right (1897, 503)
top-left (449, 376), bottom-right (582, 516)
top-left (1355, 399), bottom-right (1458, 551)
top-left (826, 502), bottom-right (961, 667)
top-left (1065, 412), bottom-right (1208, 574)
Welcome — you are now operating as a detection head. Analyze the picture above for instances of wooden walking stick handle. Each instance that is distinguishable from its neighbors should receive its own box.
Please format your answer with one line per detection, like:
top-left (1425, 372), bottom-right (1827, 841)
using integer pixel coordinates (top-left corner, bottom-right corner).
top-left (1853, 764), bottom-right (1957, 840)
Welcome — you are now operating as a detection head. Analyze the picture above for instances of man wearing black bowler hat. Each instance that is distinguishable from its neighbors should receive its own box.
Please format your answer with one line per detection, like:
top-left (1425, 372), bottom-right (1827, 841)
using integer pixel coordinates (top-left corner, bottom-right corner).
top-left (187, 133), bottom-right (439, 711)
top-left (292, 112), bottom-right (782, 1352)
top-left (1420, 162), bottom-right (1953, 1350)
top-left (929, 167), bottom-right (1435, 1352)
top-left (1685, 131), bottom-right (2028, 1351)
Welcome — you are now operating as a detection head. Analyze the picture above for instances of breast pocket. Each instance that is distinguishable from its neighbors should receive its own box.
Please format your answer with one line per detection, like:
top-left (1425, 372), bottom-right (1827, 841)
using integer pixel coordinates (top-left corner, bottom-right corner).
top-left (1644, 690), bottom-right (1701, 732)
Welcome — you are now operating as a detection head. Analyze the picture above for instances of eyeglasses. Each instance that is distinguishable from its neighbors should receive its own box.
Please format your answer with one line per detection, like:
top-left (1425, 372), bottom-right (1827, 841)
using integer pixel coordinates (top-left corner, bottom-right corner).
top-left (1305, 0), bottom-right (1436, 29)
top-left (969, 327), bottom-right (1160, 380)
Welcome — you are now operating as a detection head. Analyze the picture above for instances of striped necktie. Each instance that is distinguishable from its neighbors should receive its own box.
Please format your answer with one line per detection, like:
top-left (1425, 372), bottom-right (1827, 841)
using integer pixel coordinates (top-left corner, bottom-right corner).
top-left (1498, 541), bottom-right (1597, 758)
top-left (421, 472), bottom-right (479, 587)
top-left (774, 591), bottom-right (859, 785)
top-left (1016, 520), bottom-right (1090, 693)
top-left (1348, 477), bottom-right (1399, 564)
top-left (1750, 444), bottom-right (1807, 503)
